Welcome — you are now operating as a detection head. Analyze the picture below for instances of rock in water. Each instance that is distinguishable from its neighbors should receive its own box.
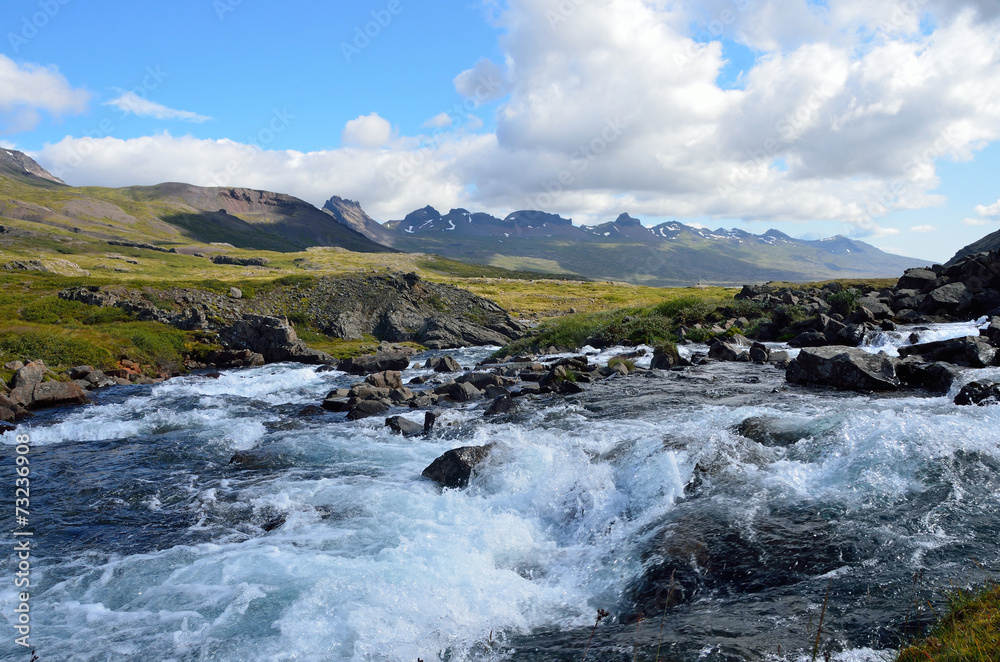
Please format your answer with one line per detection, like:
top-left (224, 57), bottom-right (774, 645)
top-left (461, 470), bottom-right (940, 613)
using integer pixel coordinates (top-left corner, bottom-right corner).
top-left (896, 359), bottom-right (963, 394)
top-left (340, 352), bottom-right (412, 375)
top-left (955, 381), bottom-right (1000, 406)
top-left (484, 394), bottom-right (515, 416)
top-left (385, 415), bottom-right (424, 436)
top-left (421, 444), bottom-right (494, 488)
top-left (786, 346), bottom-right (900, 391)
top-left (898, 336), bottom-right (997, 368)
top-left (365, 370), bottom-right (403, 389)
top-left (425, 355), bottom-right (461, 372)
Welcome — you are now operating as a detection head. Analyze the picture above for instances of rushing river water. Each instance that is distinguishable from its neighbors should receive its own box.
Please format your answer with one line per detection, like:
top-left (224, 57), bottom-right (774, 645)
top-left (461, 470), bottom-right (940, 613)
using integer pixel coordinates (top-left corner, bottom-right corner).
top-left (1, 321), bottom-right (998, 661)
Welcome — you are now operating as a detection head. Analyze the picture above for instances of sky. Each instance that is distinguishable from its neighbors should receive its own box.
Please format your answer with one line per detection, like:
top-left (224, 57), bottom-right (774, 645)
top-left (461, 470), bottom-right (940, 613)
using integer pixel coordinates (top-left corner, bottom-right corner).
top-left (2, 0), bottom-right (1000, 263)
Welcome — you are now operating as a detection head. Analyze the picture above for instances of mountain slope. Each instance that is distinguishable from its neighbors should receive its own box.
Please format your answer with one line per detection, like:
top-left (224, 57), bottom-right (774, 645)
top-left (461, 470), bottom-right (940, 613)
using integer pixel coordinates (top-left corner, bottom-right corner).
top-left (363, 205), bottom-right (928, 286)
top-left (0, 168), bottom-right (392, 255)
top-left (0, 148), bottom-right (66, 186)
top-left (322, 196), bottom-right (397, 246)
top-left (948, 228), bottom-right (1000, 265)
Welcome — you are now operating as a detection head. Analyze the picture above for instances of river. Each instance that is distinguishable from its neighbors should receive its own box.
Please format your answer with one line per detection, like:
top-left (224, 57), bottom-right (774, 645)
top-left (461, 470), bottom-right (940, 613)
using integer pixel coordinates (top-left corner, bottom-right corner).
top-left (1, 321), bottom-right (998, 661)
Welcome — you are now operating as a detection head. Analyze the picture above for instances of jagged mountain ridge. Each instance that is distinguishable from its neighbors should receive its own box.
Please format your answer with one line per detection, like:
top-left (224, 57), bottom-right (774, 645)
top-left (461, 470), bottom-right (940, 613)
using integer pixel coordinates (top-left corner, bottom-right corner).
top-left (327, 202), bottom-right (926, 285)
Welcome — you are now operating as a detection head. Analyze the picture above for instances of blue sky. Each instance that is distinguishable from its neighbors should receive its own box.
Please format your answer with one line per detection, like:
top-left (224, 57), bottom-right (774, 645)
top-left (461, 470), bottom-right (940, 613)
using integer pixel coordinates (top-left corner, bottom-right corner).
top-left (3, 0), bottom-right (1000, 263)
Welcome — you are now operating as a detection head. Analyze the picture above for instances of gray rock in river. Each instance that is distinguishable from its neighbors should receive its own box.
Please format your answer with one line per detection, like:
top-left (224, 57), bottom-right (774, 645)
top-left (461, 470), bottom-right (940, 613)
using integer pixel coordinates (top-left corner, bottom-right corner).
top-left (422, 444), bottom-right (494, 488)
top-left (219, 315), bottom-right (336, 365)
top-left (954, 381), bottom-right (1000, 406)
top-left (786, 346), bottom-right (900, 391)
top-left (898, 335), bottom-right (997, 368)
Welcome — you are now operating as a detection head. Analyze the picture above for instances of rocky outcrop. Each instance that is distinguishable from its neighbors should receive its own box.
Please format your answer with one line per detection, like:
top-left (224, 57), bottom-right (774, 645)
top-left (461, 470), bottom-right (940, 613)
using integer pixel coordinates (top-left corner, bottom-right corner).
top-left (61, 271), bottom-right (525, 355)
top-left (786, 346), bottom-right (900, 391)
top-left (422, 444), bottom-right (494, 488)
top-left (219, 315), bottom-right (336, 365)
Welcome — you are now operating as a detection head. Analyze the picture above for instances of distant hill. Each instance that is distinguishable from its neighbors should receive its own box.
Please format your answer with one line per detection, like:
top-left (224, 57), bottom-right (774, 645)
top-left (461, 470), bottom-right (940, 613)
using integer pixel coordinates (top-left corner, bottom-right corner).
top-left (0, 154), bottom-right (391, 255)
top-left (336, 204), bottom-right (928, 286)
top-left (947, 228), bottom-right (1000, 265)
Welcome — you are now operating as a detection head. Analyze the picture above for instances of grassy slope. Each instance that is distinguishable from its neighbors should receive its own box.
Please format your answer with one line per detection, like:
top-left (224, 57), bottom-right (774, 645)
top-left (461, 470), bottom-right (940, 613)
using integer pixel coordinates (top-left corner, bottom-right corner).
top-left (898, 584), bottom-right (1000, 662)
top-left (1, 170), bottom-right (734, 371)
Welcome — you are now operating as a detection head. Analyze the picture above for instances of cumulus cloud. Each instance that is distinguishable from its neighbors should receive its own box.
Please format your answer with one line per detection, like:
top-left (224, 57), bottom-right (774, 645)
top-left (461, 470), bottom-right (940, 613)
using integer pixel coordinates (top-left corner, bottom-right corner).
top-left (341, 112), bottom-right (393, 148)
top-left (0, 55), bottom-right (90, 133)
top-left (974, 199), bottom-right (1000, 217)
top-left (963, 217), bottom-right (994, 226)
top-left (104, 92), bottom-right (211, 123)
top-left (31, 0), bottom-right (1000, 238)
top-left (911, 225), bottom-right (936, 233)
top-left (423, 112), bottom-right (454, 129)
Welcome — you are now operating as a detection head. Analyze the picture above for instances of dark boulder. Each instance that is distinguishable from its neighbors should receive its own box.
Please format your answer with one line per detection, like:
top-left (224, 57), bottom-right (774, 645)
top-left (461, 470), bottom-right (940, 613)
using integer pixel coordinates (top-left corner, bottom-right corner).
top-left (206, 349), bottom-right (266, 368)
top-left (787, 331), bottom-right (829, 348)
top-left (898, 336), bottom-right (997, 368)
top-left (982, 317), bottom-right (1000, 345)
top-left (896, 359), bottom-right (963, 394)
top-left (732, 416), bottom-right (804, 447)
top-left (385, 415), bottom-right (424, 436)
top-left (425, 355), bottom-right (461, 372)
top-left (484, 394), bottom-right (515, 416)
top-left (346, 400), bottom-right (390, 420)
top-left (749, 342), bottom-right (770, 364)
top-left (421, 444), bottom-right (494, 488)
top-left (707, 341), bottom-right (749, 362)
top-left (921, 282), bottom-right (972, 314)
top-left (435, 381), bottom-right (482, 402)
top-left (955, 381), bottom-right (1000, 406)
top-left (341, 351), bottom-right (413, 375)
top-left (896, 268), bottom-right (938, 291)
top-left (786, 346), bottom-right (900, 391)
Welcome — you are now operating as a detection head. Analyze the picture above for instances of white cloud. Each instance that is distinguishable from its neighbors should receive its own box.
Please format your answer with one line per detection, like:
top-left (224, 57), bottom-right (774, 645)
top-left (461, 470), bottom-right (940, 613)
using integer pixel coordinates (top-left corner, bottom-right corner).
top-left (0, 55), bottom-right (89, 133)
top-left (453, 58), bottom-right (511, 104)
top-left (911, 225), bottom-right (936, 233)
top-left (423, 112), bottom-right (453, 129)
top-left (341, 112), bottom-right (393, 148)
top-left (963, 217), bottom-right (994, 226)
top-left (104, 92), bottom-right (211, 123)
top-left (974, 199), bottom-right (1000, 216)
top-left (30, 0), bottom-right (1000, 240)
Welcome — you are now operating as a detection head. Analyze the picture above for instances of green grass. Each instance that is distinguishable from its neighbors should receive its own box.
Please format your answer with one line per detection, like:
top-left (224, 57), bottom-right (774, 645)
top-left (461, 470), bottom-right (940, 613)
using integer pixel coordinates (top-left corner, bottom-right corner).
top-left (898, 583), bottom-right (1000, 662)
top-left (497, 293), bottom-right (766, 356)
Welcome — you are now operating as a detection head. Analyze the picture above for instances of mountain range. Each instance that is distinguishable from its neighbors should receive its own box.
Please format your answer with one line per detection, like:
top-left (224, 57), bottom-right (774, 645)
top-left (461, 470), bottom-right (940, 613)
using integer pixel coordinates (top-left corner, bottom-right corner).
top-left (323, 197), bottom-right (928, 286)
top-left (0, 148), bottom-right (945, 285)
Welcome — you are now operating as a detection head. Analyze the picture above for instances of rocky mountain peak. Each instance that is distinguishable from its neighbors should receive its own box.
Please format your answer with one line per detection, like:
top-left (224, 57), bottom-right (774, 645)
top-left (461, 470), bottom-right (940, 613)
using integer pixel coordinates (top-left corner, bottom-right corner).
top-left (614, 213), bottom-right (643, 227)
top-left (0, 148), bottom-right (65, 185)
